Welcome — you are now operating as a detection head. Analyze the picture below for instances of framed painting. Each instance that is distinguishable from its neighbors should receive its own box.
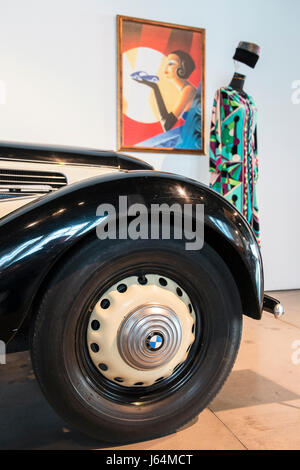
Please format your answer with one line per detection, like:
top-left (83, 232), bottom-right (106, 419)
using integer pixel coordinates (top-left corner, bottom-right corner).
top-left (117, 16), bottom-right (206, 154)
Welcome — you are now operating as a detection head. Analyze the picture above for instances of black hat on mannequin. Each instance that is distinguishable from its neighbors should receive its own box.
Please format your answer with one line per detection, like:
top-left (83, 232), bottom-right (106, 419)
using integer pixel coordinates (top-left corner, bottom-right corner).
top-left (233, 41), bottom-right (261, 68)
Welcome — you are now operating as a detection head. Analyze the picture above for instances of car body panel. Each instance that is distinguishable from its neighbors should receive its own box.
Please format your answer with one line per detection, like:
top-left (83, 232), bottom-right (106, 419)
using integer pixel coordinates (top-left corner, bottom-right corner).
top-left (0, 169), bottom-right (264, 344)
top-left (0, 159), bottom-right (120, 218)
top-left (0, 141), bottom-right (154, 169)
top-left (0, 141), bottom-right (153, 218)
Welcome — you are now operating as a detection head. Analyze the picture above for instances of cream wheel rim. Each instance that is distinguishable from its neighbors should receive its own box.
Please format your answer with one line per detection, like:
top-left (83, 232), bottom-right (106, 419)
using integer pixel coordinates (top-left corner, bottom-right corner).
top-left (87, 274), bottom-right (196, 387)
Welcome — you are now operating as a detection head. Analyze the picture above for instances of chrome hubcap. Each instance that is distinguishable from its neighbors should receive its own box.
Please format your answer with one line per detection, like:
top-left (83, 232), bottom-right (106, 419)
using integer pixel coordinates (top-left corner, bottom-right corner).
top-left (117, 305), bottom-right (182, 370)
top-left (87, 274), bottom-right (196, 387)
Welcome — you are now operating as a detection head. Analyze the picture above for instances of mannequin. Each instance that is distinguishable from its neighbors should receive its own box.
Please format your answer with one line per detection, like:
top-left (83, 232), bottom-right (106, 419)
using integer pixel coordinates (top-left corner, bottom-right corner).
top-left (229, 72), bottom-right (246, 92)
top-left (229, 40), bottom-right (260, 91)
top-left (229, 62), bottom-right (249, 92)
top-left (209, 41), bottom-right (261, 243)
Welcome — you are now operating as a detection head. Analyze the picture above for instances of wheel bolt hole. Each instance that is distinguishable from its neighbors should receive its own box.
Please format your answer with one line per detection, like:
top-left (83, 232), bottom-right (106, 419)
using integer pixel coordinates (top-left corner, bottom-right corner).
top-left (90, 343), bottom-right (99, 353)
top-left (188, 304), bottom-right (192, 313)
top-left (159, 277), bottom-right (167, 286)
top-left (100, 299), bottom-right (110, 309)
top-left (91, 320), bottom-right (100, 330)
top-left (117, 283), bottom-right (127, 293)
top-left (192, 324), bottom-right (195, 333)
top-left (176, 287), bottom-right (183, 297)
top-left (134, 382), bottom-right (144, 386)
top-left (138, 276), bottom-right (147, 285)
top-left (114, 377), bottom-right (124, 383)
top-left (98, 363), bottom-right (108, 371)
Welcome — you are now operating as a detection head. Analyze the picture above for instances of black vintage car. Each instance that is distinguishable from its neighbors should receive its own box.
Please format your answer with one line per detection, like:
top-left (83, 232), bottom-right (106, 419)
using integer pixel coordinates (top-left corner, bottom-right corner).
top-left (0, 141), bottom-right (283, 443)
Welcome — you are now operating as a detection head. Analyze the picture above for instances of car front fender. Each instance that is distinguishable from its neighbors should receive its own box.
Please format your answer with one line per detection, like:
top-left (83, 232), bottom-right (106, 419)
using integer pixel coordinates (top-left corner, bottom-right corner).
top-left (0, 171), bottom-right (263, 343)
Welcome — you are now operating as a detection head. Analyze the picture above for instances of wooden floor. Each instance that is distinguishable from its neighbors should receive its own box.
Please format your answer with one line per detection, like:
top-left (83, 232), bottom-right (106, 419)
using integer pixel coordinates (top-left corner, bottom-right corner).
top-left (0, 290), bottom-right (299, 450)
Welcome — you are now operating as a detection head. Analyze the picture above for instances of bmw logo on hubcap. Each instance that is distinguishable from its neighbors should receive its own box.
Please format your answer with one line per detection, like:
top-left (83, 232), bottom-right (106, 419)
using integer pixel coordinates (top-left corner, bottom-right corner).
top-left (146, 332), bottom-right (164, 352)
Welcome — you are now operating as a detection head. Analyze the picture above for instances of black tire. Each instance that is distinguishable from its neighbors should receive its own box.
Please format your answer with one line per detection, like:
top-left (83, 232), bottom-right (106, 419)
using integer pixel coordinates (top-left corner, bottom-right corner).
top-left (31, 237), bottom-right (242, 443)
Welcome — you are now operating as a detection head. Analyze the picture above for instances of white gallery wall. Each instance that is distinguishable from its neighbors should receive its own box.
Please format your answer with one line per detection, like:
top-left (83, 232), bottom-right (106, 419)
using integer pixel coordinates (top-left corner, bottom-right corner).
top-left (0, 0), bottom-right (299, 290)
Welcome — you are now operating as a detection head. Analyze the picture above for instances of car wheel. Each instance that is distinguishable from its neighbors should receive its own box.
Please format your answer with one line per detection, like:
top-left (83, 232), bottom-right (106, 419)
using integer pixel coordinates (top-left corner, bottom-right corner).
top-left (31, 237), bottom-right (242, 443)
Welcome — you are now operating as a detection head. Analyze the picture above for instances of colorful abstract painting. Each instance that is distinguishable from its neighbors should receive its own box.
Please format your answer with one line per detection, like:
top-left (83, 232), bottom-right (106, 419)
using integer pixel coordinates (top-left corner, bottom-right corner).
top-left (117, 16), bottom-right (206, 154)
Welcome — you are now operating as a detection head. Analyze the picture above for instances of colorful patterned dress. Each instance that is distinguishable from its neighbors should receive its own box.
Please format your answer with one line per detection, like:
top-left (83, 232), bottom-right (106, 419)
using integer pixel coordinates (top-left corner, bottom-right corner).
top-left (209, 86), bottom-right (260, 243)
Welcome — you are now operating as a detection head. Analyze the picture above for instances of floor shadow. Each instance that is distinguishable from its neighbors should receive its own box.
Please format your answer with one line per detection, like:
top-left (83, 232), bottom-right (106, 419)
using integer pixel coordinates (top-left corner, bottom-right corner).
top-left (0, 351), bottom-right (190, 450)
top-left (2, 353), bottom-right (298, 449)
top-left (210, 369), bottom-right (300, 413)
top-left (0, 352), bottom-right (115, 450)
